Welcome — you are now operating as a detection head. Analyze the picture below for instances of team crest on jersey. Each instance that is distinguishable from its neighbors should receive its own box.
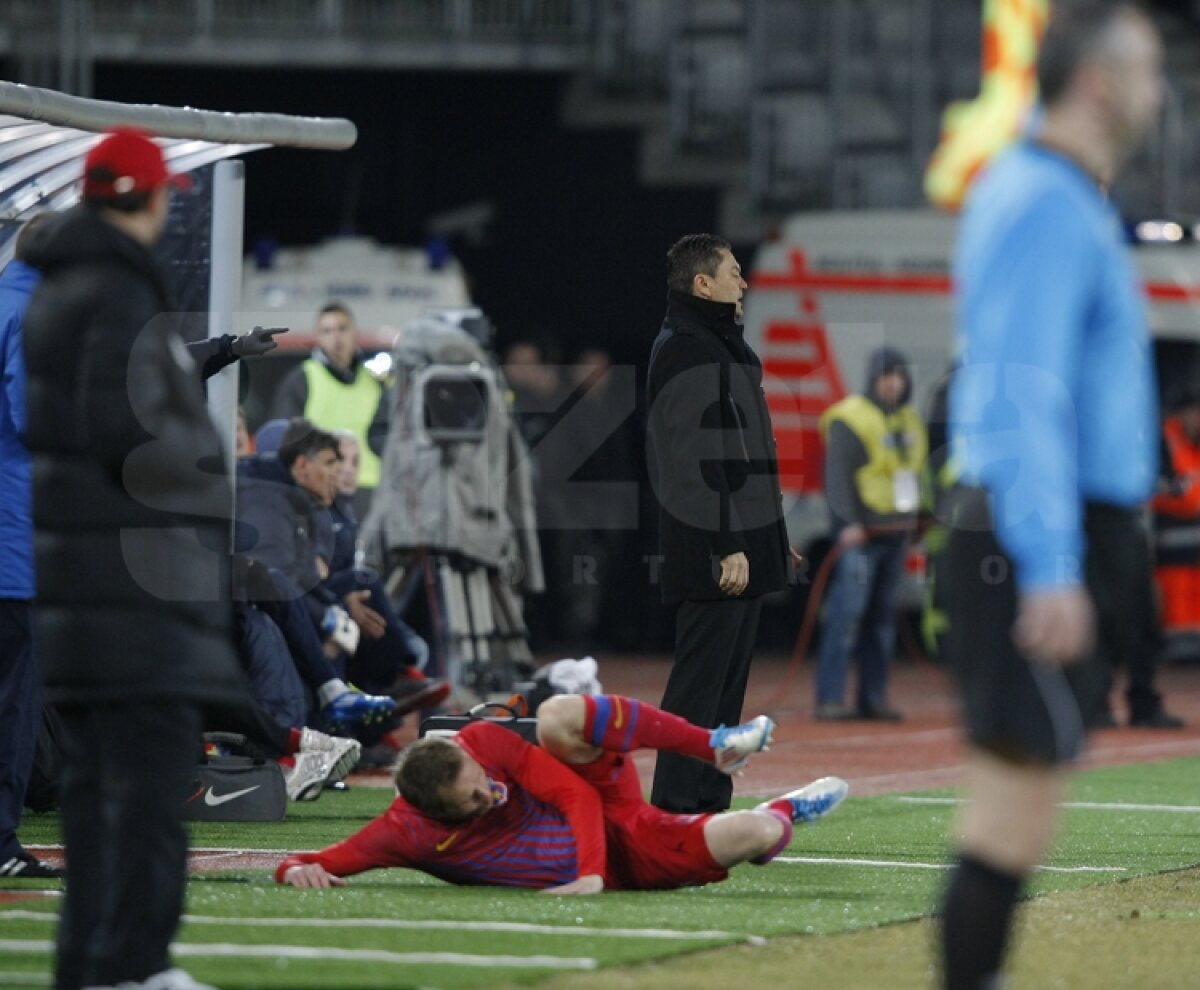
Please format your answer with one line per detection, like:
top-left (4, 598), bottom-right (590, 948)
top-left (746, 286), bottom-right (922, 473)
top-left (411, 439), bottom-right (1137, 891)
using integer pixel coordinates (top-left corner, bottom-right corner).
top-left (488, 778), bottom-right (508, 808)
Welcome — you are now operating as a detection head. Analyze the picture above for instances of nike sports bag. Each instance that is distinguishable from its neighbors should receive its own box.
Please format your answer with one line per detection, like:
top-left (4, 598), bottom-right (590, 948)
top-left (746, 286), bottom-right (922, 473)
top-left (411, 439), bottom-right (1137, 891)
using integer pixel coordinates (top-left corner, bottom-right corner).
top-left (181, 733), bottom-right (287, 822)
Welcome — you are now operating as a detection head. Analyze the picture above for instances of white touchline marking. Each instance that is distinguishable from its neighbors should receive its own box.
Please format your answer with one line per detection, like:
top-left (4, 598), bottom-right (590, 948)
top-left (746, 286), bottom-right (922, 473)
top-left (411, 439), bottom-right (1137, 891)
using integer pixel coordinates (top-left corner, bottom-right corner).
top-left (773, 856), bottom-right (949, 870)
top-left (188, 847), bottom-right (292, 855)
top-left (897, 797), bottom-right (1200, 813)
top-left (773, 856), bottom-right (1125, 873)
top-left (181, 915), bottom-right (746, 941)
top-left (0, 975), bottom-right (50, 988)
top-left (0, 940), bottom-right (596, 970)
top-left (22, 845), bottom-right (295, 854)
top-left (0, 910), bottom-right (757, 944)
top-left (181, 942), bottom-right (598, 969)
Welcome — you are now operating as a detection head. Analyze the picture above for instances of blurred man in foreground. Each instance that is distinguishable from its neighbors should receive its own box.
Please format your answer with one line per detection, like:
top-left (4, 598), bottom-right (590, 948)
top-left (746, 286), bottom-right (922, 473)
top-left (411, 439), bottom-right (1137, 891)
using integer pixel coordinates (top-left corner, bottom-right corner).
top-left (941, 4), bottom-right (1165, 987)
top-left (24, 129), bottom-right (249, 990)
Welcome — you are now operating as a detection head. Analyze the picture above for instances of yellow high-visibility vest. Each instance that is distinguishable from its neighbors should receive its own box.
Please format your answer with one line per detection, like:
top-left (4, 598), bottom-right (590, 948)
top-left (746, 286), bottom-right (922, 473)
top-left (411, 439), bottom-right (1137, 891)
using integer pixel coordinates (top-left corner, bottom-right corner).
top-left (820, 395), bottom-right (928, 515)
top-left (302, 360), bottom-right (383, 488)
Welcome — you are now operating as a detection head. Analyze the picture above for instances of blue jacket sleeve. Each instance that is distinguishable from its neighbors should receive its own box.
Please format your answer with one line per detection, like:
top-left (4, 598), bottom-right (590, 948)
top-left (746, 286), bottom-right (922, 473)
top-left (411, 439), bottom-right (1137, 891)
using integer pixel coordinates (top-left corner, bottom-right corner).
top-left (1, 310), bottom-right (24, 438)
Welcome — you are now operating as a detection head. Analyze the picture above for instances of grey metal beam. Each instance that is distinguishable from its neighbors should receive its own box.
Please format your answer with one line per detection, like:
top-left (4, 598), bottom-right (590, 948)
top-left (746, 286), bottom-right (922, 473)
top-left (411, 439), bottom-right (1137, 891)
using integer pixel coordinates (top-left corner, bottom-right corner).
top-left (0, 81), bottom-right (356, 149)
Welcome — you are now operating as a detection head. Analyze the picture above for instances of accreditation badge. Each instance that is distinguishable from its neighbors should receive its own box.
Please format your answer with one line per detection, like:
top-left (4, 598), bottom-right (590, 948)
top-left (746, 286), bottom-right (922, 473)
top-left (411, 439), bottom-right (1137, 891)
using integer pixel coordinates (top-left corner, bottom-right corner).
top-left (893, 469), bottom-right (919, 513)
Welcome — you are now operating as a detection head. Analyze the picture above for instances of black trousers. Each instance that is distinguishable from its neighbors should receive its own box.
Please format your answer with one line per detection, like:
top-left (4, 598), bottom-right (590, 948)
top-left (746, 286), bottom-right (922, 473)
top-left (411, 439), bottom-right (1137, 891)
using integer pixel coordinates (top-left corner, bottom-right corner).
top-left (946, 493), bottom-right (1153, 762)
top-left (1084, 505), bottom-right (1165, 722)
top-left (0, 599), bottom-right (39, 862)
top-left (201, 698), bottom-right (290, 758)
top-left (650, 596), bottom-right (763, 813)
top-left (55, 700), bottom-right (201, 990)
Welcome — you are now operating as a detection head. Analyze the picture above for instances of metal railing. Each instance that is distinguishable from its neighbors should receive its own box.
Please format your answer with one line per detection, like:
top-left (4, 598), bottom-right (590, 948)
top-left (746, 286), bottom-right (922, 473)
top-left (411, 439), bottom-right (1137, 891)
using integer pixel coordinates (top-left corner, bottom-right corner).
top-left (2, 0), bottom-right (594, 80)
top-left (6, 0), bottom-right (594, 37)
top-left (590, 0), bottom-right (677, 95)
top-left (745, 0), bottom-right (992, 213)
top-left (4, 0), bottom-right (1199, 220)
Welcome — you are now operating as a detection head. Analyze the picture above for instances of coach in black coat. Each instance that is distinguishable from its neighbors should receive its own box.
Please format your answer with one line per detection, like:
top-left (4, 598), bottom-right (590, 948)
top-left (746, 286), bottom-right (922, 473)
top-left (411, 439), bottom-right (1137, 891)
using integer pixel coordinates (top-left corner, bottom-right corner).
top-left (646, 234), bottom-right (794, 813)
top-left (22, 131), bottom-right (245, 990)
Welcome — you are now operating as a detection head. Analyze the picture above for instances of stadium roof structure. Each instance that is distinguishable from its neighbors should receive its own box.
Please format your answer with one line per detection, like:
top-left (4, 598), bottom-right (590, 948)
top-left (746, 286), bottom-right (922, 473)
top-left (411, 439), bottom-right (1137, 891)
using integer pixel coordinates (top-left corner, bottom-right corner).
top-left (0, 80), bottom-right (357, 265)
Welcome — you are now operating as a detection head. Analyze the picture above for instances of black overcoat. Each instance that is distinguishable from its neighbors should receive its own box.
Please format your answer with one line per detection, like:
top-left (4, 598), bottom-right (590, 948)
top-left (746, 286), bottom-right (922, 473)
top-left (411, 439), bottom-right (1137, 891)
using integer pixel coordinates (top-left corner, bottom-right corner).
top-left (646, 289), bottom-right (792, 605)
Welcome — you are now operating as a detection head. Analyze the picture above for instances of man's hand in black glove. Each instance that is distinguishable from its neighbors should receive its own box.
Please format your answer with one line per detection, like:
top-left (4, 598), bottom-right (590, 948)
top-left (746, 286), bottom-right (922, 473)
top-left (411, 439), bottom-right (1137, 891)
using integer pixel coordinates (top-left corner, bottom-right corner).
top-left (231, 326), bottom-right (288, 358)
top-left (232, 553), bottom-right (281, 603)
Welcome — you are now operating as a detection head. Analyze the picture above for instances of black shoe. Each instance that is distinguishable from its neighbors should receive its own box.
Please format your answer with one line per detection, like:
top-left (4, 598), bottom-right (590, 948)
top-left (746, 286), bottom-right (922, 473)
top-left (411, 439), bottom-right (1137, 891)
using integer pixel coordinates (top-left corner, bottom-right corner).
top-left (858, 703), bottom-right (904, 722)
top-left (1128, 710), bottom-right (1186, 729)
top-left (0, 851), bottom-right (63, 878)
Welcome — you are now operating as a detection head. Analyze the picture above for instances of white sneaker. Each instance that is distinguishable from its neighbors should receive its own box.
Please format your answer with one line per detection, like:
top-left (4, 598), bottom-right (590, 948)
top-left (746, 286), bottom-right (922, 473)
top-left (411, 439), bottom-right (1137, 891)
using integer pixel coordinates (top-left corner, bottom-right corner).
top-left (299, 728), bottom-right (361, 785)
top-left (283, 751), bottom-right (331, 802)
top-left (144, 970), bottom-right (219, 990)
top-left (90, 968), bottom-right (220, 990)
top-left (757, 776), bottom-right (849, 823)
top-left (710, 715), bottom-right (775, 774)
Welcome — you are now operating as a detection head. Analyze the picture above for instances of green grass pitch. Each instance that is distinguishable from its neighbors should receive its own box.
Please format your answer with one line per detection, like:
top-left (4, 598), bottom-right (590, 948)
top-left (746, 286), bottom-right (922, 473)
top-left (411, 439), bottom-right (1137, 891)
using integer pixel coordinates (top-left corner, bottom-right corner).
top-left (3, 756), bottom-right (1198, 989)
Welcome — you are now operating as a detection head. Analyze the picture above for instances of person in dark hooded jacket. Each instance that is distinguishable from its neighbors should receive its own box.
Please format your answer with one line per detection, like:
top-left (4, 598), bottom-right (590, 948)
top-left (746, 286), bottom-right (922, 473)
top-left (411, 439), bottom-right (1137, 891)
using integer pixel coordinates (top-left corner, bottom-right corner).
top-left (646, 233), bottom-right (796, 815)
top-left (814, 346), bottom-right (927, 721)
top-left (21, 129), bottom-right (247, 990)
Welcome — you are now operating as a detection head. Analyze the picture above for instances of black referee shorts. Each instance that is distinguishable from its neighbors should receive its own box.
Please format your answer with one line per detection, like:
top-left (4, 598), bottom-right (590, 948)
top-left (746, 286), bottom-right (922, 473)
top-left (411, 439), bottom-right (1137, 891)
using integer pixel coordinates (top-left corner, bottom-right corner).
top-left (943, 489), bottom-right (1135, 766)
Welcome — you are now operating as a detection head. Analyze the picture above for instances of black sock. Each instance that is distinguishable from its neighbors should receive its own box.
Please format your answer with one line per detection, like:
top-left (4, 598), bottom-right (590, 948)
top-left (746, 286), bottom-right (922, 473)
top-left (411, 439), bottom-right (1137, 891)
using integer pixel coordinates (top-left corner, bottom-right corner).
top-left (940, 853), bottom-right (1024, 990)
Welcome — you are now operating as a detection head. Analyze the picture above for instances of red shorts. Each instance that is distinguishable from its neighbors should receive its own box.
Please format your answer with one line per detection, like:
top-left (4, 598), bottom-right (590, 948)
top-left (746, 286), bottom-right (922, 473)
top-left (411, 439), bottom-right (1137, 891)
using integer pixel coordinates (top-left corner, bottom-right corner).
top-left (571, 753), bottom-right (728, 891)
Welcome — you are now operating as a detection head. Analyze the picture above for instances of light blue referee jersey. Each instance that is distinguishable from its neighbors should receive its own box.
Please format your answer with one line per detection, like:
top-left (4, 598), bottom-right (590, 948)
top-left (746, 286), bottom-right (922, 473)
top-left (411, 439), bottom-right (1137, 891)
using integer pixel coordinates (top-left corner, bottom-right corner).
top-left (950, 142), bottom-right (1158, 591)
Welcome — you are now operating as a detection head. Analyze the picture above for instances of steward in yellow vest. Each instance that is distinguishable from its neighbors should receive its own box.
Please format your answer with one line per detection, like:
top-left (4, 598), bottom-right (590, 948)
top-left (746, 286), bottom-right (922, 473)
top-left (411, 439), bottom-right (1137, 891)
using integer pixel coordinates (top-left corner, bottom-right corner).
top-left (819, 348), bottom-right (928, 533)
top-left (269, 301), bottom-right (388, 498)
top-left (814, 346), bottom-right (928, 723)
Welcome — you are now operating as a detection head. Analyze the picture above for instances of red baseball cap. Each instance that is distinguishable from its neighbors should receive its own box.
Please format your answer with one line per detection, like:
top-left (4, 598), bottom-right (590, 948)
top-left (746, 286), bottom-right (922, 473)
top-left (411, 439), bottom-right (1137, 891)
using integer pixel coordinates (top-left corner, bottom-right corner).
top-left (82, 127), bottom-right (192, 200)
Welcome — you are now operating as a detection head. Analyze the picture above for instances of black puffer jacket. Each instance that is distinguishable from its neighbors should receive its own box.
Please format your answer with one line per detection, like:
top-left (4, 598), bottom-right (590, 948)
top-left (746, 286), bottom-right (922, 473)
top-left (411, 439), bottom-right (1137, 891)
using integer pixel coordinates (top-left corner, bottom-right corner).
top-left (235, 452), bottom-right (338, 627)
top-left (22, 204), bottom-right (246, 705)
top-left (647, 289), bottom-right (793, 604)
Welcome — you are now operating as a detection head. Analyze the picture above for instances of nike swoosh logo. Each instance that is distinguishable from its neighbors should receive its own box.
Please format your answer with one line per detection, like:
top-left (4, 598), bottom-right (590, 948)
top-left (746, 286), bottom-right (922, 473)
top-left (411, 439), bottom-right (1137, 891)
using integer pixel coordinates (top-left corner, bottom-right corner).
top-left (435, 832), bottom-right (459, 853)
top-left (203, 785), bottom-right (261, 807)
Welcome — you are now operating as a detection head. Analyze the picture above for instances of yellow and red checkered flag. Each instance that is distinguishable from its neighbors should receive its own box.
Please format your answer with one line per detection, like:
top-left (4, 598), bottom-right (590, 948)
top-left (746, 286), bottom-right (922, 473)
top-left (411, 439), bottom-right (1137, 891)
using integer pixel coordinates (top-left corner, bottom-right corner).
top-left (925, 0), bottom-right (1050, 210)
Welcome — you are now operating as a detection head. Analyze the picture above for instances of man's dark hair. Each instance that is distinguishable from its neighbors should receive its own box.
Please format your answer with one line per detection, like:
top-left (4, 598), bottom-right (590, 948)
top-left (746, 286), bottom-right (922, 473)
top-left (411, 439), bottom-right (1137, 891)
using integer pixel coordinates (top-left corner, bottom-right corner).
top-left (318, 300), bottom-right (354, 321)
top-left (393, 736), bottom-right (465, 819)
top-left (277, 417), bottom-right (340, 469)
top-left (1037, 1), bottom-right (1147, 106)
top-left (666, 233), bottom-right (732, 294)
top-left (13, 214), bottom-right (50, 262)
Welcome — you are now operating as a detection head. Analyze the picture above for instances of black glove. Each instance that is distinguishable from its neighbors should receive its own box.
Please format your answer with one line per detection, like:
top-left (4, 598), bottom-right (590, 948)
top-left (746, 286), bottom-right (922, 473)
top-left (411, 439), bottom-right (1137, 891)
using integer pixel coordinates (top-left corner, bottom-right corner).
top-left (232, 553), bottom-right (281, 603)
top-left (231, 326), bottom-right (287, 358)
